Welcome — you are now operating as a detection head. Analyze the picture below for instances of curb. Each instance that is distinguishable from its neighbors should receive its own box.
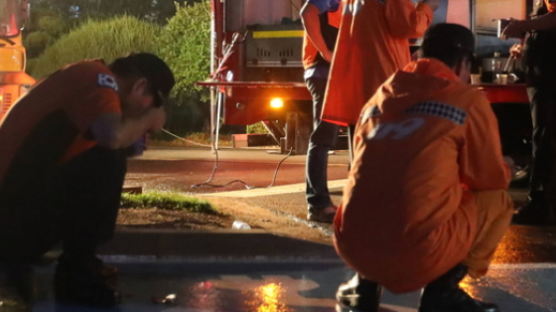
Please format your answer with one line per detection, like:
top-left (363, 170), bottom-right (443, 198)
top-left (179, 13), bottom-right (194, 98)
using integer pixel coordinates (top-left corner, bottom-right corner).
top-left (99, 228), bottom-right (340, 262)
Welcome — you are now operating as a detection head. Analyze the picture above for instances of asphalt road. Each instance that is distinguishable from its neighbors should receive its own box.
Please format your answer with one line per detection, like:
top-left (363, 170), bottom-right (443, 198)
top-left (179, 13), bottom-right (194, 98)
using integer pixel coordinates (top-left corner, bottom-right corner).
top-left (3, 146), bottom-right (555, 312)
top-left (123, 146), bottom-right (556, 311)
top-left (125, 147), bottom-right (556, 265)
top-left (126, 146), bottom-right (351, 193)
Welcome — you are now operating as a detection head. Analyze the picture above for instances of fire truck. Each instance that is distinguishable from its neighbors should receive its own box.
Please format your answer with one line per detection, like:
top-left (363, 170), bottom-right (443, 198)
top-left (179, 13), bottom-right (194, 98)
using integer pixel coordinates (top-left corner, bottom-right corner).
top-left (0, 0), bottom-right (34, 120)
top-left (201, 0), bottom-right (532, 179)
top-left (199, 0), bottom-right (312, 154)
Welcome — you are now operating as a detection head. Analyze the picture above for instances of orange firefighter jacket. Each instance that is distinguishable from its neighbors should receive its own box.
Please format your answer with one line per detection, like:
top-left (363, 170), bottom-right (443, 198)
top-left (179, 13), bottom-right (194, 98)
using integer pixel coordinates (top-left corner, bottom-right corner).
top-left (302, 3), bottom-right (343, 69)
top-left (322, 0), bottom-right (433, 126)
top-left (0, 60), bottom-right (121, 186)
top-left (333, 58), bottom-right (510, 293)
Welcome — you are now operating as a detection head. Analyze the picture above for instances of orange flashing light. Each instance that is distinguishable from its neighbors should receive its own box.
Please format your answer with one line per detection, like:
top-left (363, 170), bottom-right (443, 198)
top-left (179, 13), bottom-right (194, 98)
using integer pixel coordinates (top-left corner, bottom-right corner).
top-left (269, 97), bottom-right (284, 109)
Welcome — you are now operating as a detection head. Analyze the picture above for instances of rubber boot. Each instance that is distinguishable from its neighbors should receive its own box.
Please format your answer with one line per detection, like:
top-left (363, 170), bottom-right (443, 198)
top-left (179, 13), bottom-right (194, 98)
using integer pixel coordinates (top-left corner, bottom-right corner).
top-left (336, 273), bottom-right (382, 311)
top-left (419, 264), bottom-right (499, 312)
top-left (54, 253), bottom-right (120, 307)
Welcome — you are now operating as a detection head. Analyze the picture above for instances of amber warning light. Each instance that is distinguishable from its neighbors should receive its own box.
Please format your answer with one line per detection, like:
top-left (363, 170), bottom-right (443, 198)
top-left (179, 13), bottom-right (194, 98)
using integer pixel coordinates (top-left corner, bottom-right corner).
top-left (270, 97), bottom-right (284, 109)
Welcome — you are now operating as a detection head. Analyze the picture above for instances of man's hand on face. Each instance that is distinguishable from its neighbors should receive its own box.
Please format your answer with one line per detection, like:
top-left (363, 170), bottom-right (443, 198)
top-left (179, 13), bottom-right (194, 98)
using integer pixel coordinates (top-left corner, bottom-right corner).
top-left (423, 0), bottom-right (441, 11)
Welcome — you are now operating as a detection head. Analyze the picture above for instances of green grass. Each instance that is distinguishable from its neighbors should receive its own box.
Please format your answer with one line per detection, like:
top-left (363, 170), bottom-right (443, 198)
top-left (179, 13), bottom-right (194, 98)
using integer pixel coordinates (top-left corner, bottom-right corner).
top-left (121, 192), bottom-right (218, 214)
top-left (246, 122), bottom-right (270, 134)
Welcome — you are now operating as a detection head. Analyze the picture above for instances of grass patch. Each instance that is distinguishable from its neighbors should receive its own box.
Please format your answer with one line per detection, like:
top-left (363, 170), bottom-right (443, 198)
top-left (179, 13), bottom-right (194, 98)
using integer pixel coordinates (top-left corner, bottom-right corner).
top-left (121, 192), bottom-right (217, 214)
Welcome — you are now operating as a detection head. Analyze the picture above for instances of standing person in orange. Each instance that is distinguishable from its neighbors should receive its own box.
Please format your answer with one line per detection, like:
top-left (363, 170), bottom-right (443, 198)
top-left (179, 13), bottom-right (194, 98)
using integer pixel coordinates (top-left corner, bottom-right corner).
top-left (322, 0), bottom-right (440, 127)
top-left (334, 24), bottom-right (513, 312)
top-left (300, 0), bottom-right (343, 223)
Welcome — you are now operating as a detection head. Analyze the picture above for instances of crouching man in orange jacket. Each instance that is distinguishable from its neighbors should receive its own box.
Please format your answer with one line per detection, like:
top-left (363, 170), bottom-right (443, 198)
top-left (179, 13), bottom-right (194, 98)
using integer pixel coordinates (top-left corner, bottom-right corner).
top-left (334, 24), bottom-right (514, 312)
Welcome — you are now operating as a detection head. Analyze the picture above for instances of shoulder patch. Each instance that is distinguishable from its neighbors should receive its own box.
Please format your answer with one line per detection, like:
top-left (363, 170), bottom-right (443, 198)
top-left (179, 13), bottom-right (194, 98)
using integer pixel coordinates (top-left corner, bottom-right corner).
top-left (97, 73), bottom-right (119, 91)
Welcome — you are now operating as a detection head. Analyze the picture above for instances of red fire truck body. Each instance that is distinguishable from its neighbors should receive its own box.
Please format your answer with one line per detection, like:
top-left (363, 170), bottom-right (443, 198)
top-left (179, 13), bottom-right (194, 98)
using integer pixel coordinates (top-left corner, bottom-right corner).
top-left (202, 0), bottom-right (533, 175)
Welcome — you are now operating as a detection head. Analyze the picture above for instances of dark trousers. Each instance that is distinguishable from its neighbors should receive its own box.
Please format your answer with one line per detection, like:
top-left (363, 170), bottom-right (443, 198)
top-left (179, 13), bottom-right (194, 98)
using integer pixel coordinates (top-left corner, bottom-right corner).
top-left (305, 76), bottom-right (339, 210)
top-left (528, 85), bottom-right (556, 202)
top-left (0, 146), bottom-right (127, 263)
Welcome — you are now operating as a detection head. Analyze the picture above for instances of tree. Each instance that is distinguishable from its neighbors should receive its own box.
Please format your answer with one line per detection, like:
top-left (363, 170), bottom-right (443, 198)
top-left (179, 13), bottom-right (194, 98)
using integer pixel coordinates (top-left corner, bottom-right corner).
top-left (30, 0), bottom-right (197, 24)
top-left (28, 15), bottom-right (161, 78)
top-left (156, 0), bottom-right (211, 134)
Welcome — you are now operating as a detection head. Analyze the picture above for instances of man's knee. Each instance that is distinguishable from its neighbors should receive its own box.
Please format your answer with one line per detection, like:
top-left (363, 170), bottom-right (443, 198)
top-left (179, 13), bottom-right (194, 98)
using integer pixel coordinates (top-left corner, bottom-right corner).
top-left (473, 189), bottom-right (514, 216)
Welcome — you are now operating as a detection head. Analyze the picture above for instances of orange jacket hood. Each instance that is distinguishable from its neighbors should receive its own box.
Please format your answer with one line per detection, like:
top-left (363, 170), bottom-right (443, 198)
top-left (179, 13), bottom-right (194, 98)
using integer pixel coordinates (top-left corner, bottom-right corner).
top-left (372, 58), bottom-right (459, 117)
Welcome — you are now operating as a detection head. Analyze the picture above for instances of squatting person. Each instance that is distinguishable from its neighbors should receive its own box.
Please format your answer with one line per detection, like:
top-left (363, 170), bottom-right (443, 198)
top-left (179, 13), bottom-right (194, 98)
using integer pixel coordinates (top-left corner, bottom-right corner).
top-left (333, 24), bottom-right (514, 312)
top-left (0, 52), bottom-right (175, 307)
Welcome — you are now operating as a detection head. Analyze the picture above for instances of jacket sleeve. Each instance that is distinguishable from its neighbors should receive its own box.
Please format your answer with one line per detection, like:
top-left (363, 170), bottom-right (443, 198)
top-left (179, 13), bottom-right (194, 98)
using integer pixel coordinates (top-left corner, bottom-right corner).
top-left (459, 91), bottom-right (511, 191)
top-left (384, 0), bottom-right (433, 39)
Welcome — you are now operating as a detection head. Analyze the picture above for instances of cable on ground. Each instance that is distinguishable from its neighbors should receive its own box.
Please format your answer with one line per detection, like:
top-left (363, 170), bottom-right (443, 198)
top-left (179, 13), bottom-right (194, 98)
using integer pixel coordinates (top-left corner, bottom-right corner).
top-left (267, 147), bottom-right (293, 188)
top-left (160, 129), bottom-right (212, 148)
top-left (161, 128), bottom-right (295, 190)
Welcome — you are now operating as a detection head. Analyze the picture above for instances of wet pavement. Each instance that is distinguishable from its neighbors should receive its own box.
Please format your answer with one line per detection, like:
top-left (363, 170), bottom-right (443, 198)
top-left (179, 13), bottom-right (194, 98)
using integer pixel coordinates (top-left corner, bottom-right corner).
top-left (4, 147), bottom-right (556, 311)
top-left (21, 258), bottom-right (556, 311)
top-left (124, 147), bottom-right (556, 311)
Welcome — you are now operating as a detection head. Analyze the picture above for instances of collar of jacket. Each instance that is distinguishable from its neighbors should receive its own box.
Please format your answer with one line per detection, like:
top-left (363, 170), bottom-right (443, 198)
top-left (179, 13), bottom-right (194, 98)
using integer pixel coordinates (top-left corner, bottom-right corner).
top-left (403, 58), bottom-right (460, 82)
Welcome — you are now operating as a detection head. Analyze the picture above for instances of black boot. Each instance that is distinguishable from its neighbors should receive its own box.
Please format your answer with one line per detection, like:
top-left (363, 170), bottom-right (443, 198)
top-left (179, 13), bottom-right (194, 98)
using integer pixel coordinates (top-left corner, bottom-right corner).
top-left (419, 264), bottom-right (499, 312)
top-left (54, 253), bottom-right (120, 307)
top-left (4, 263), bottom-right (35, 303)
top-left (336, 273), bottom-right (382, 311)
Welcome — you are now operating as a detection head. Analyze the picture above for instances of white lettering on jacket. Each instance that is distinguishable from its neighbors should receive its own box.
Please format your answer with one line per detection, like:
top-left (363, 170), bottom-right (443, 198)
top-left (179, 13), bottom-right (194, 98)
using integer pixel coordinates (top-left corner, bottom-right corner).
top-left (97, 73), bottom-right (119, 91)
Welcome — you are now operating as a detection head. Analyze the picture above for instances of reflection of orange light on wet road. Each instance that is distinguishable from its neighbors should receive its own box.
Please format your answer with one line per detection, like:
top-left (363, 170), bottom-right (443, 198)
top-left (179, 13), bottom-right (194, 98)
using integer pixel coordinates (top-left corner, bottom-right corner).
top-left (187, 281), bottom-right (218, 310)
top-left (492, 228), bottom-right (523, 264)
top-left (246, 282), bottom-right (290, 312)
